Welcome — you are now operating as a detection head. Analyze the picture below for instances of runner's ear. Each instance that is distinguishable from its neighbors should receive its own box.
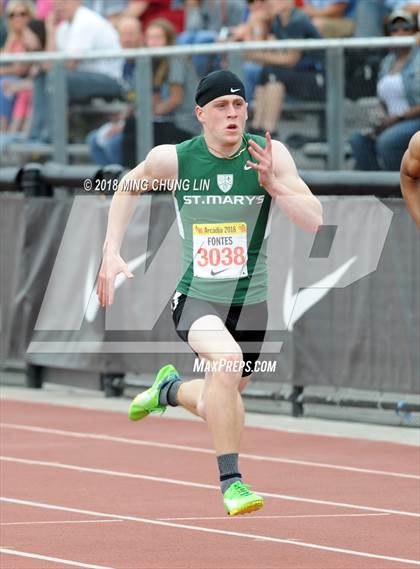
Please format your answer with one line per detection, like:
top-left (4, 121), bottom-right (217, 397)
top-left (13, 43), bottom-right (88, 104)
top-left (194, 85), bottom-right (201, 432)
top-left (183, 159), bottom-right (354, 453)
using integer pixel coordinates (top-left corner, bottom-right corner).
top-left (196, 105), bottom-right (205, 125)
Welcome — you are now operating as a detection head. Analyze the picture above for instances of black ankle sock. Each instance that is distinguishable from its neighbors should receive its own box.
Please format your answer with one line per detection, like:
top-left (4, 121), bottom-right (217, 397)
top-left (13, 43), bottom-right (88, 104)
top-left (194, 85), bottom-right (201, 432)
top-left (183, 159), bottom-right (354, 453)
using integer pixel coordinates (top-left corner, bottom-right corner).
top-left (159, 378), bottom-right (182, 407)
top-left (217, 453), bottom-right (242, 494)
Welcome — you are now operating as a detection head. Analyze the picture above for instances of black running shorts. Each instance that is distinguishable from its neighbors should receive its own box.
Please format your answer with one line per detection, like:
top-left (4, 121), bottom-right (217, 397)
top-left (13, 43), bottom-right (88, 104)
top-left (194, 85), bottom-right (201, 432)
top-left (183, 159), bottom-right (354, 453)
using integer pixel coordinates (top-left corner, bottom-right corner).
top-left (171, 292), bottom-right (268, 377)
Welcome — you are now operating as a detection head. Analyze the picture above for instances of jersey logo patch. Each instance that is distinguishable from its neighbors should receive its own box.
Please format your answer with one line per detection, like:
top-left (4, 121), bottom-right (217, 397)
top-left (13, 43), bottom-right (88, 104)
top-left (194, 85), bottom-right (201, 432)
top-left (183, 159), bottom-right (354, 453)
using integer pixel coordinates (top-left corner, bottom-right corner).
top-left (210, 267), bottom-right (230, 276)
top-left (217, 174), bottom-right (233, 193)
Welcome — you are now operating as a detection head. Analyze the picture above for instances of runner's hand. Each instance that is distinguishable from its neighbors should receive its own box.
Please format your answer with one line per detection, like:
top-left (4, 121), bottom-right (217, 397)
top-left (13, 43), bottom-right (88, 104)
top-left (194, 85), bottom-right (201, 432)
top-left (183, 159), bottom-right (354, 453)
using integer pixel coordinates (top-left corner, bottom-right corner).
top-left (246, 132), bottom-right (276, 191)
top-left (96, 253), bottom-right (133, 307)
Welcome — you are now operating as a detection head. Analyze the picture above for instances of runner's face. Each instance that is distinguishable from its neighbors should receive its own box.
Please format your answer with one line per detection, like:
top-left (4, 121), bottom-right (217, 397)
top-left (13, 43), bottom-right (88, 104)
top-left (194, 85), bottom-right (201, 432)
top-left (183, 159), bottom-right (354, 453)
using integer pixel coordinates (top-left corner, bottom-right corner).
top-left (197, 95), bottom-right (248, 143)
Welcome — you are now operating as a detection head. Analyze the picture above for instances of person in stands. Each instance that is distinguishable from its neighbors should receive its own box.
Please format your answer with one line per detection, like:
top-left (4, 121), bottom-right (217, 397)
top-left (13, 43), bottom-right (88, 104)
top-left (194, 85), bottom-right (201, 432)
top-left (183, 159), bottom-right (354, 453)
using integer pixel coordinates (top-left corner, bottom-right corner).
top-left (349, 10), bottom-right (420, 171)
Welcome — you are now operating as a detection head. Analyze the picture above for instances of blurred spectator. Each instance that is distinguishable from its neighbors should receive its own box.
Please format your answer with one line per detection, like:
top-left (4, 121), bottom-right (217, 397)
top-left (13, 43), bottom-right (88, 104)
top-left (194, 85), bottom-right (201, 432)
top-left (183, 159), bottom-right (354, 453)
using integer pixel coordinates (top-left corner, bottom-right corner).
top-left (0, 18), bottom-right (45, 152)
top-left (250, 0), bottom-right (324, 137)
top-left (386, 0), bottom-right (420, 19)
top-left (36, 0), bottom-right (54, 19)
top-left (145, 18), bottom-right (198, 138)
top-left (349, 0), bottom-right (385, 96)
top-left (0, 0), bottom-right (35, 131)
top-left (177, 0), bottom-right (246, 77)
top-left (229, 0), bottom-right (272, 103)
top-left (82, 0), bottom-right (128, 26)
top-left (85, 15), bottom-right (142, 166)
top-left (125, 0), bottom-right (184, 33)
top-left (118, 15), bottom-right (143, 87)
top-left (28, 0), bottom-right (124, 142)
top-left (88, 18), bottom-right (199, 167)
top-left (353, 0), bottom-right (386, 37)
top-left (349, 11), bottom-right (420, 171)
top-left (201, 0), bottom-right (247, 31)
top-left (182, 0), bottom-right (203, 31)
top-left (301, 0), bottom-right (356, 37)
top-left (231, 0), bottom-right (272, 41)
top-left (0, 2), bottom-right (8, 47)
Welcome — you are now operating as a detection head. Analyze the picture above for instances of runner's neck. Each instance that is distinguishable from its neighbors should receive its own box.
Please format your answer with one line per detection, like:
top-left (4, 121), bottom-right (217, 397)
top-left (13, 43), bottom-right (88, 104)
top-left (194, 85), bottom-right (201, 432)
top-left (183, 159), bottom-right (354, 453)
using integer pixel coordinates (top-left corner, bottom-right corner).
top-left (204, 135), bottom-right (246, 160)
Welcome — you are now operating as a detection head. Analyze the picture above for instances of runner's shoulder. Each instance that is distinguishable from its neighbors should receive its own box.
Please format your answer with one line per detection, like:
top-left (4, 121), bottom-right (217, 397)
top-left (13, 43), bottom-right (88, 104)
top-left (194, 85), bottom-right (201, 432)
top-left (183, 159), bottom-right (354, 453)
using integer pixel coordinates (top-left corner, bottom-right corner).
top-left (176, 135), bottom-right (204, 156)
top-left (401, 132), bottom-right (420, 178)
top-left (267, 138), bottom-right (298, 175)
top-left (145, 144), bottom-right (178, 179)
top-left (408, 131), bottom-right (420, 160)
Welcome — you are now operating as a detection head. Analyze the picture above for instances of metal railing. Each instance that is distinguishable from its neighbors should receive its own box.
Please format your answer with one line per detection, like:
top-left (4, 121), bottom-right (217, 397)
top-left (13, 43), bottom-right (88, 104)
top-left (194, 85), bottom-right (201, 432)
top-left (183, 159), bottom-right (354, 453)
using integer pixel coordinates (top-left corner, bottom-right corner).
top-left (1, 36), bottom-right (416, 168)
top-left (0, 162), bottom-right (402, 197)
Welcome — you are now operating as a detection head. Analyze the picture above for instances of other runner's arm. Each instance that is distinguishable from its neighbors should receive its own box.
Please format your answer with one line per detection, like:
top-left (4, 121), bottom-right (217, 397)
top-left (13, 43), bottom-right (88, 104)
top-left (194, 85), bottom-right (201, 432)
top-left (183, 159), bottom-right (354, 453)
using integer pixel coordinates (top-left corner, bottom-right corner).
top-left (247, 133), bottom-right (323, 232)
top-left (400, 131), bottom-right (420, 230)
top-left (97, 145), bottom-right (177, 306)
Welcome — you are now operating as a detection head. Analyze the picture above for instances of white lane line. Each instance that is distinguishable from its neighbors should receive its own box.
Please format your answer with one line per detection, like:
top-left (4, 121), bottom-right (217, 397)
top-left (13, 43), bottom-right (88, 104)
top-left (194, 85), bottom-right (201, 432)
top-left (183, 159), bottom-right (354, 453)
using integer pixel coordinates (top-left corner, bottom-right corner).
top-left (2, 497), bottom-right (419, 567)
top-left (0, 548), bottom-right (115, 569)
top-left (2, 455), bottom-right (420, 518)
top-left (2, 422), bottom-right (418, 480)
top-left (1, 519), bottom-right (122, 526)
top-left (159, 513), bottom-right (391, 521)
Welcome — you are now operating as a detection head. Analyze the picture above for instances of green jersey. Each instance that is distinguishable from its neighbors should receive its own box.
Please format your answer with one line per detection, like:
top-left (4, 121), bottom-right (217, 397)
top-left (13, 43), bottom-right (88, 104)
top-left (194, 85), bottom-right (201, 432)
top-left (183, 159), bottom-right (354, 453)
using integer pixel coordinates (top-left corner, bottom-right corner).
top-left (174, 133), bottom-right (272, 305)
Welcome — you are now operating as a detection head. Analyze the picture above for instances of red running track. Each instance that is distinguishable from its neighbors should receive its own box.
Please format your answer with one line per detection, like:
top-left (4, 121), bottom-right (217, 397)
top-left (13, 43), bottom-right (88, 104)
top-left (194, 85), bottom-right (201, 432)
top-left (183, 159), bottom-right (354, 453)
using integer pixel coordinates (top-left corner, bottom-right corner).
top-left (0, 399), bottom-right (419, 569)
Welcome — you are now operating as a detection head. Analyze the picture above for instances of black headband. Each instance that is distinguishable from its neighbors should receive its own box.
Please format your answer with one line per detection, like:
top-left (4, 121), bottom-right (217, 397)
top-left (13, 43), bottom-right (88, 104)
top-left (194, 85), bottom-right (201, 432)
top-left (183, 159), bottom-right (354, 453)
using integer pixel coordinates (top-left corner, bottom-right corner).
top-left (195, 70), bottom-right (246, 107)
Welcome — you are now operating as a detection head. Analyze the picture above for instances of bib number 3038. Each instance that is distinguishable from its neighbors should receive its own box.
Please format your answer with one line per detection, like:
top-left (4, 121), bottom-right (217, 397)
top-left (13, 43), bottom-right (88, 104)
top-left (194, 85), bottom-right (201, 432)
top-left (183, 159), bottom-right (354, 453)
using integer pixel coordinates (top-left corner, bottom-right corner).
top-left (193, 222), bottom-right (248, 279)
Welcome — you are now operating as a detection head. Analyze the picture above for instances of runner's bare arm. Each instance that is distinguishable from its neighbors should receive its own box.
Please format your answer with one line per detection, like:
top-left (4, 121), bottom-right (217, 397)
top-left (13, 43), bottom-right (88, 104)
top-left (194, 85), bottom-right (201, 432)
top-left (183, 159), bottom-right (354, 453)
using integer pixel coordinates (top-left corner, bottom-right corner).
top-left (400, 132), bottom-right (420, 230)
top-left (102, 145), bottom-right (178, 254)
top-left (97, 145), bottom-right (178, 306)
top-left (247, 133), bottom-right (323, 232)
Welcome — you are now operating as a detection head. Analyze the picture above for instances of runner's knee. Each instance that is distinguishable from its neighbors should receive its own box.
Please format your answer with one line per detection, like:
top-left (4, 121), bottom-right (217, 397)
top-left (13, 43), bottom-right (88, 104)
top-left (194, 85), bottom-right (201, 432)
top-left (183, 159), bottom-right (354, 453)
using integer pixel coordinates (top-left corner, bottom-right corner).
top-left (210, 352), bottom-right (244, 389)
top-left (219, 350), bottom-right (243, 375)
top-left (217, 347), bottom-right (243, 364)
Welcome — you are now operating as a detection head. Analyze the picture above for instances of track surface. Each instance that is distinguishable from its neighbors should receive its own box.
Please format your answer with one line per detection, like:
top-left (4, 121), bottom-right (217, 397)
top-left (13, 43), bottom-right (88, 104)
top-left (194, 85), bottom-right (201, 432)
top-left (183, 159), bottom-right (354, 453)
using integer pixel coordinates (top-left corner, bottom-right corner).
top-left (1, 399), bottom-right (419, 569)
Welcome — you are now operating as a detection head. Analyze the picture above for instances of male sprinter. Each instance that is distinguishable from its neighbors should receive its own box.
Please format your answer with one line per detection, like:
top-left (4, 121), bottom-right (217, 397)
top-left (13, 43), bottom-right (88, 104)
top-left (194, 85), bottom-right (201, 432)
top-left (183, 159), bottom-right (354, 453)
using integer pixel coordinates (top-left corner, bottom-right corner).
top-left (400, 131), bottom-right (420, 230)
top-left (97, 70), bottom-right (322, 516)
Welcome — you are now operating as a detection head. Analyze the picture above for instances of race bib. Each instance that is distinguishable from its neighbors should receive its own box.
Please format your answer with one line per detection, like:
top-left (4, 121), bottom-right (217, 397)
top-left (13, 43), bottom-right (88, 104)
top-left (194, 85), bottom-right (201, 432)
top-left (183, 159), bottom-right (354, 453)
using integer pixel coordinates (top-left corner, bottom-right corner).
top-left (193, 222), bottom-right (248, 279)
